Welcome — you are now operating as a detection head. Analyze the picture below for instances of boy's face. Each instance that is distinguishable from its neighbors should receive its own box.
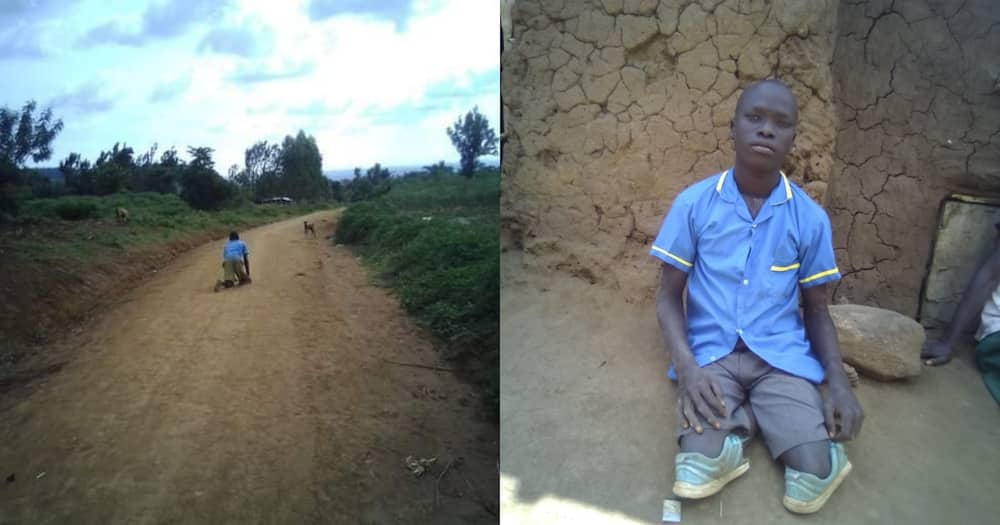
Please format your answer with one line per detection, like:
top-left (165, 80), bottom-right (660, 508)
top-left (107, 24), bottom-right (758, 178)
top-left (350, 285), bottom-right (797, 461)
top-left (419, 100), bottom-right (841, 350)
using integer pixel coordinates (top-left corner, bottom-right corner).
top-left (730, 83), bottom-right (798, 174)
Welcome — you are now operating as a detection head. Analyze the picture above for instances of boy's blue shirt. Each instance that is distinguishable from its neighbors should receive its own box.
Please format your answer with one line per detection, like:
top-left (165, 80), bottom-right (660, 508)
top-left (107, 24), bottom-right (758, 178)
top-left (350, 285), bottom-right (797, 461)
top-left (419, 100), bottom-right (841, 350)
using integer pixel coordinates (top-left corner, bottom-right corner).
top-left (650, 168), bottom-right (841, 384)
top-left (223, 240), bottom-right (249, 261)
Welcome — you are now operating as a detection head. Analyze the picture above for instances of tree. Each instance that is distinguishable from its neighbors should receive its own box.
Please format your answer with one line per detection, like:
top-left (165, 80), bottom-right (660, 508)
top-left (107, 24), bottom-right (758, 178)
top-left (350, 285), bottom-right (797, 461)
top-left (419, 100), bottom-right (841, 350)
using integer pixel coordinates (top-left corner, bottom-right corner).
top-left (0, 159), bottom-right (21, 220)
top-left (180, 146), bottom-right (235, 210)
top-left (130, 143), bottom-right (159, 192)
top-left (366, 162), bottom-right (391, 183)
top-left (230, 167), bottom-right (250, 190)
top-left (329, 179), bottom-right (344, 201)
top-left (57, 143), bottom-right (182, 197)
top-left (347, 168), bottom-right (373, 202)
top-left (422, 160), bottom-right (454, 177)
top-left (136, 143), bottom-right (158, 167)
top-left (160, 146), bottom-right (181, 167)
top-left (91, 142), bottom-right (134, 195)
top-left (228, 164), bottom-right (254, 201)
top-left (0, 100), bottom-right (64, 168)
top-left (342, 162), bottom-right (392, 202)
top-left (446, 106), bottom-right (498, 177)
top-left (142, 146), bottom-right (183, 194)
top-left (91, 162), bottom-right (129, 195)
top-left (60, 152), bottom-right (94, 195)
top-left (25, 170), bottom-right (60, 198)
top-left (187, 146), bottom-right (215, 172)
top-left (0, 100), bottom-right (63, 218)
top-left (243, 140), bottom-right (281, 197)
top-left (278, 130), bottom-right (328, 201)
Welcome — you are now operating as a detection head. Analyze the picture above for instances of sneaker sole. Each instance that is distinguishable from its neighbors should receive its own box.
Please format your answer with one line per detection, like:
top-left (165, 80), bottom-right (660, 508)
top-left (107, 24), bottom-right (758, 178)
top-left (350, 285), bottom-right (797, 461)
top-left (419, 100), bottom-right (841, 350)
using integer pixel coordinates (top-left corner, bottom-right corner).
top-left (672, 460), bottom-right (750, 499)
top-left (782, 460), bottom-right (853, 514)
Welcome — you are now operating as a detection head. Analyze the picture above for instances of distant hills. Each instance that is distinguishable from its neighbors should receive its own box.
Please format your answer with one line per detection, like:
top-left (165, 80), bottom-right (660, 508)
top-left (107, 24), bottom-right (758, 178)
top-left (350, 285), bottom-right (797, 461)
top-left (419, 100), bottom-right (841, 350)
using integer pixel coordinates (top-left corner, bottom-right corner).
top-left (323, 158), bottom-right (499, 181)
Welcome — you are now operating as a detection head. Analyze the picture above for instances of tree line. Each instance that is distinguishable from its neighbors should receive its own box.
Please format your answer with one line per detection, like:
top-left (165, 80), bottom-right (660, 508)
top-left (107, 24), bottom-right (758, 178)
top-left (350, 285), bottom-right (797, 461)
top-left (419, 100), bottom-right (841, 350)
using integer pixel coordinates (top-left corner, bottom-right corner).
top-left (0, 100), bottom-right (499, 221)
top-left (53, 130), bottom-right (331, 211)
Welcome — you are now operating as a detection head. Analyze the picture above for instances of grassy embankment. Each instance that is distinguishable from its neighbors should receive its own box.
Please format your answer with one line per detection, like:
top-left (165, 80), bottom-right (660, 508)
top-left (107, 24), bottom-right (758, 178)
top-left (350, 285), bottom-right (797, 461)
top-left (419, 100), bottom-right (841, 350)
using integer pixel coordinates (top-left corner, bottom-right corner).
top-left (334, 172), bottom-right (499, 419)
top-left (7, 192), bottom-right (328, 262)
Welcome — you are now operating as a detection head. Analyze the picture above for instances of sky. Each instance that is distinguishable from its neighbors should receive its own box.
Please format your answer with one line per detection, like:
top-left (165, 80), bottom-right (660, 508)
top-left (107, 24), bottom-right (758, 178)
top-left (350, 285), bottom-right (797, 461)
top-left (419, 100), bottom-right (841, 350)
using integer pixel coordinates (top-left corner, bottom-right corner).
top-left (1, 0), bottom-right (500, 173)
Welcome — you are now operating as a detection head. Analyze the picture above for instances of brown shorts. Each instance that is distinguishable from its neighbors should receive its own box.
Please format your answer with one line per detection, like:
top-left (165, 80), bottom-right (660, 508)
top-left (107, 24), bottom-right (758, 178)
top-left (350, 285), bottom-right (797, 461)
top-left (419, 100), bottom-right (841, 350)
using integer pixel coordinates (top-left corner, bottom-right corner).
top-left (222, 260), bottom-right (248, 282)
top-left (675, 346), bottom-right (829, 459)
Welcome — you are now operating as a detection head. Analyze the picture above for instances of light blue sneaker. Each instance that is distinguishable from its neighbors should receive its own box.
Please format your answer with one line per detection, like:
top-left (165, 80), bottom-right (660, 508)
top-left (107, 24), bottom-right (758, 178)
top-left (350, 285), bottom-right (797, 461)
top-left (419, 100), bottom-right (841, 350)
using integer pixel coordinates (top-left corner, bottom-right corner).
top-left (783, 441), bottom-right (853, 514)
top-left (672, 434), bottom-right (750, 499)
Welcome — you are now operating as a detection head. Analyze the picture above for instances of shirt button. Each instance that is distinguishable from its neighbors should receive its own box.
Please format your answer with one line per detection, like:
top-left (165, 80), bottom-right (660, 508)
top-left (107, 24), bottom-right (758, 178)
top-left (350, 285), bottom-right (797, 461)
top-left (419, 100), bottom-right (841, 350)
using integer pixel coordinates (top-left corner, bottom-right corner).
top-left (752, 223), bottom-right (757, 229)
top-left (737, 328), bottom-right (743, 335)
top-left (743, 279), bottom-right (749, 285)
top-left (709, 355), bottom-right (716, 361)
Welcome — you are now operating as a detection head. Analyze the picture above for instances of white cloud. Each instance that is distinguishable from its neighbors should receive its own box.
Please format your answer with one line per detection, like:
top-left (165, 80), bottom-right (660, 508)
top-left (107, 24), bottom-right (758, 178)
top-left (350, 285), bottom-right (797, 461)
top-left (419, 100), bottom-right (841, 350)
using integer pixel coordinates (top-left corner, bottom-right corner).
top-left (149, 74), bottom-right (192, 102)
top-left (8, 0), bottom-right (499, 171)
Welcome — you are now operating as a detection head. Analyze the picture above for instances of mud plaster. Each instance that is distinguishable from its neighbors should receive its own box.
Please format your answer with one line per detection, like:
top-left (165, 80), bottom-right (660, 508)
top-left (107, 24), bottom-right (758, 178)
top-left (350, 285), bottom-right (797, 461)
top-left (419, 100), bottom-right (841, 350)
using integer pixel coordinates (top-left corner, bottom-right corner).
top-left (502, 0), bottom-right (1000, 314)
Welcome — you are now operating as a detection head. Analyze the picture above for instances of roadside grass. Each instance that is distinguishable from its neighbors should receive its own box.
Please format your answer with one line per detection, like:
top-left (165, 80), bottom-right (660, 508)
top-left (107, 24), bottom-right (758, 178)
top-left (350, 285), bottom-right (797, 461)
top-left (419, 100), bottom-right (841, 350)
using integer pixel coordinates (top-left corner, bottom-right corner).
top-left (5, 192), bottom-right (330, 263)
top-left (335, 172), bottom-right (499, 419)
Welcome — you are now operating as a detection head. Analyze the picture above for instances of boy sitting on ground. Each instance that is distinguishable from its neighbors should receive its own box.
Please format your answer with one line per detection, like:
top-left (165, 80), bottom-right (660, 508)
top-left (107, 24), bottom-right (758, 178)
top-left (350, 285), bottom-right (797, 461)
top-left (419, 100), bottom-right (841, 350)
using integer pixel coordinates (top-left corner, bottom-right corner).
top-left (651, 79), bottom-right (864, 514)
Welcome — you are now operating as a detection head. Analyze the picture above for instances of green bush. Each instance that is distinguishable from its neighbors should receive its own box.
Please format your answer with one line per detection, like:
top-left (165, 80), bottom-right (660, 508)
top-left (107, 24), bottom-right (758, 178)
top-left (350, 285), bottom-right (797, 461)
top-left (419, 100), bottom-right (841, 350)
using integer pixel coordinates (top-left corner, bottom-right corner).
top-left (335, 171), bottom-right (499, 419)
top-left (180, 168), bottom-right (237, 210)
top-left (334, 201), bottom-right (391, 245)
top-left (397, 257), bottom-right (498, 348)
top-left (54, 199), bottom-right (99, 220)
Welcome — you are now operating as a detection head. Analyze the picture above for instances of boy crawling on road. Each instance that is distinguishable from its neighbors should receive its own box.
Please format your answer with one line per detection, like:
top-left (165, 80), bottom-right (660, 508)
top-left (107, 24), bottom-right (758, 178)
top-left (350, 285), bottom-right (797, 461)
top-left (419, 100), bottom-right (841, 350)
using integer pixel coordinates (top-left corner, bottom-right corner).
top-left (651, 79), bottom-right (864, 514)
top-left (214, 230), bottom-right (251, 292)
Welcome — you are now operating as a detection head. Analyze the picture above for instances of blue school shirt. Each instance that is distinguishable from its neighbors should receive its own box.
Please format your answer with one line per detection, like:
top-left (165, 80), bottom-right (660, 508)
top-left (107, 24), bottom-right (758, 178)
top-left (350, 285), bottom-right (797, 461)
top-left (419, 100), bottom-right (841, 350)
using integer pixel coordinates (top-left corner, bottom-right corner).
top-left (223, 240), bottom-right (249, 261)
top-left (650, 168), bottom-right (840, 384)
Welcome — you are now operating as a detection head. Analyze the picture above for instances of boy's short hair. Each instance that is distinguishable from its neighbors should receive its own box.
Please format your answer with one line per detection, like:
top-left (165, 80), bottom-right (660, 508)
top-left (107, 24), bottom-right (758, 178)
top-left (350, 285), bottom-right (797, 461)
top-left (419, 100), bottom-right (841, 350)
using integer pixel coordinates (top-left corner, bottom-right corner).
top-left (735, 78), bottom-right (797, 114)
top-left (229, 231), bottom-right (239, 241)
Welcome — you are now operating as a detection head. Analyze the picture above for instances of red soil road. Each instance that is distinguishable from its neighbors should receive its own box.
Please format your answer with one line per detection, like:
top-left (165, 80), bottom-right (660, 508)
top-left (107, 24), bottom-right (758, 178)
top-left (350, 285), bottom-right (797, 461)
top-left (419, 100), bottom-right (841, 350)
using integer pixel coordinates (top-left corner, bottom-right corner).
top-left (0, 211), bottom-right (498, 524)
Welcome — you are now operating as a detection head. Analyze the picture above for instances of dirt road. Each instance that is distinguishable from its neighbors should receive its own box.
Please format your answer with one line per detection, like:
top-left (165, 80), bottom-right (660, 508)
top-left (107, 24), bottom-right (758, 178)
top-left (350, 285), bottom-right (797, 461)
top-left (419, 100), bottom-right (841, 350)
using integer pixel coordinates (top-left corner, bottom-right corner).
top-left (0, 212), bottom-right (497, 524)
top-left (500, 252), bottom-right (1000, 524)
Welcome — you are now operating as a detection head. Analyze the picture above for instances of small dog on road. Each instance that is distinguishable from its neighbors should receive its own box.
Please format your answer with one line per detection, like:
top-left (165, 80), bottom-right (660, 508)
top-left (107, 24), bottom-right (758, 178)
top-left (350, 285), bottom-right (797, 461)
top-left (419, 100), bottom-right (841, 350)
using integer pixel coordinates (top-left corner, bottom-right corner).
top-left (304, 221), bottom-right (316, 237)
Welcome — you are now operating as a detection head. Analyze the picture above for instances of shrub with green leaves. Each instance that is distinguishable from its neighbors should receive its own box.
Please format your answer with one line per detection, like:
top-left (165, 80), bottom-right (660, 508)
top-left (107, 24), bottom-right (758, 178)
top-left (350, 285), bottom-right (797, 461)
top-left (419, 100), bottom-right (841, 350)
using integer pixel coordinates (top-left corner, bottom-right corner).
top-left (335, 170), bottom-right (499, 419)
top-left (54, 199), bottom-right (99, 221)
top-left (333, 201), bottom-right (392, 245)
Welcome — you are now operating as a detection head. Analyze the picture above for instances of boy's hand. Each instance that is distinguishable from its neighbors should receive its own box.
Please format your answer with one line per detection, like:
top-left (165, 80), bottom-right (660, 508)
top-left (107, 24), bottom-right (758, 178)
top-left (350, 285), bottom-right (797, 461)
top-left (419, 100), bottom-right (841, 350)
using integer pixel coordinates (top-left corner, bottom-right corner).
top-left (921, 339), bottom-right (953, 366)
top-left (823, 384), bottom-right (863, 441)
top-left (676, 365), bottom-right (727, 433)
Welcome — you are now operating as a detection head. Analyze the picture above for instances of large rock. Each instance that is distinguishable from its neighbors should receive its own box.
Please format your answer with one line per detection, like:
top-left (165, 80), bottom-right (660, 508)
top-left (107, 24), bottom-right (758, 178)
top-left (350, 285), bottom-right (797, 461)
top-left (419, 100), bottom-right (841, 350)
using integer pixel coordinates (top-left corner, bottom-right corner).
top-left (829, 304), bottom-right (924, 381)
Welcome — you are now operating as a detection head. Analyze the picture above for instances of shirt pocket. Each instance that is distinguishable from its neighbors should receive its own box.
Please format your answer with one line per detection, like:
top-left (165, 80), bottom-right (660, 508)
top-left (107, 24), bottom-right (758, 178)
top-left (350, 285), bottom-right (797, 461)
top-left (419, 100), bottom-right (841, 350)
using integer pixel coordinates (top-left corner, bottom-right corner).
top-left (766, 244), bottom-right (800, 298)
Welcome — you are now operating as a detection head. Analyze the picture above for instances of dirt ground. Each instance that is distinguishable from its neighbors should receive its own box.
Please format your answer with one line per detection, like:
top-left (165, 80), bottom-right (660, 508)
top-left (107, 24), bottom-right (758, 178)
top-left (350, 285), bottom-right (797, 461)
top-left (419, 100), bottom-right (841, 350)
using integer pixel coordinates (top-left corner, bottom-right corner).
top-left (0, 212), bottom-right (498, 524)
top-left (499, 251), bottom-right (1000, 525)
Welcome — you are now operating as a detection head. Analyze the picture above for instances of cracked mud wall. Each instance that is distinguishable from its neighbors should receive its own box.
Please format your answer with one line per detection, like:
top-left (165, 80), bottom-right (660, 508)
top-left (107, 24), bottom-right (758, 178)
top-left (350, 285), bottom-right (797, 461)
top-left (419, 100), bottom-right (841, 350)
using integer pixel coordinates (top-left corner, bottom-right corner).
top-left (827, 0), bottom-right (1000, 317)
top-left (503, 0), bottom-right (1000, 314)
top-left (501, 0), bottom-right (840, 300)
